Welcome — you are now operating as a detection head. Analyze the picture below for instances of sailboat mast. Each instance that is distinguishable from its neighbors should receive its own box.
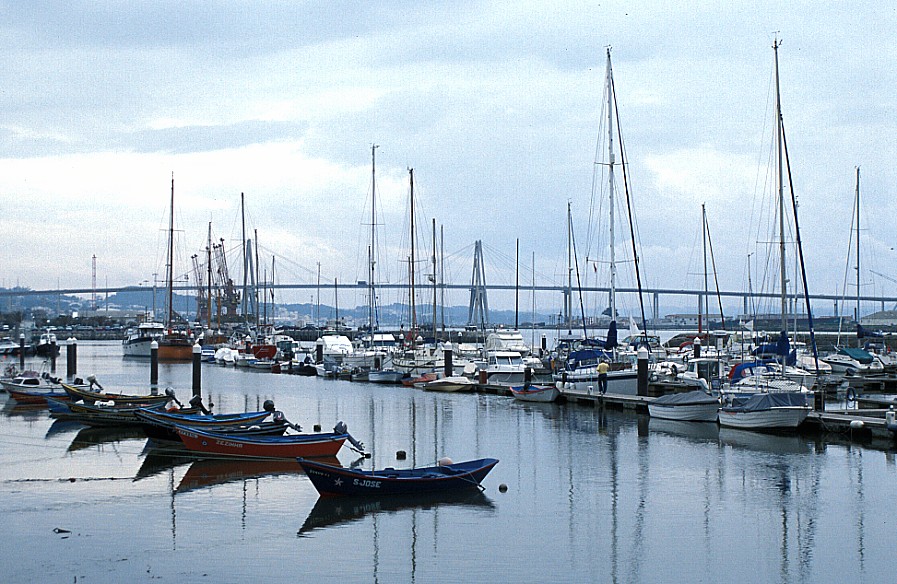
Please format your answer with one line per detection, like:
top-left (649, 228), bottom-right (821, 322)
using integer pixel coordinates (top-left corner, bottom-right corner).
top-left (774, 38), bottom-right (787, 334)
top-left (855, 166), bottom-right (861, 325)
top-left (207, 221), bottom-right (212, 330)
top-left (701, 203), bottom-right (708, 334)
top-left (515, 238), bottom-right (519, 330)
top-left (606, 48), bottom-right (617, 327)
top-left (167, 173), bottom-right (175, 330)
top-left (432, 217), bottom-right (437, 342)
top-left (409, 168), bottom-right (417, 336)
top-left (566, 201), bottom-right (573, 334)
top-left (370, 144), bottom-right (378, 344)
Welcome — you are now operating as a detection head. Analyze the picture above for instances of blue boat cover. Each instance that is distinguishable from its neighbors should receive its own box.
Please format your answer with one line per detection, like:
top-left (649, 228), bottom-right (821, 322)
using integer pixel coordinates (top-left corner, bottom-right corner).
top-left (838, 347), bottom-right (874, 364)
top-left (652, 390), bottom-right (719, 406)
top-left (725, 392), bottom-right (808, 412)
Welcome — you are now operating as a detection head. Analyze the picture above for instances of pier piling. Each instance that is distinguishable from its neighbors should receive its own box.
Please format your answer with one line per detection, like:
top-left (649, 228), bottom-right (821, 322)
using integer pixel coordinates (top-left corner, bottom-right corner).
top-left (50, 339), bottom-right (57, 373)
top-left (18, 333), bottom-right (25, 369)
top-left (443, 343), bottom-right (453, 378)
top-left (66, 337), bottom-right (77, 378)
top-left (192, 343), bottom-right (201, 398)
top-left (150, 341), bottom-right (158, 387)
top-left (637, 347), bottom-right (648, 397)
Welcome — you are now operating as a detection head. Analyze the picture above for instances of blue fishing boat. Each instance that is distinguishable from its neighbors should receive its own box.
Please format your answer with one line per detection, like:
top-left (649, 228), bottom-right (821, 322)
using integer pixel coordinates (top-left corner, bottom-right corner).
top-left (297, 457), bottom-right (499, 496)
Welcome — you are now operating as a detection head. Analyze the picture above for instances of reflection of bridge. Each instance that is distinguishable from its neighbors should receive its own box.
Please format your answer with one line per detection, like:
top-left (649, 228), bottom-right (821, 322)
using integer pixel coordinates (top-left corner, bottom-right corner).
top-left (3, 283), bottom-right (896, 318)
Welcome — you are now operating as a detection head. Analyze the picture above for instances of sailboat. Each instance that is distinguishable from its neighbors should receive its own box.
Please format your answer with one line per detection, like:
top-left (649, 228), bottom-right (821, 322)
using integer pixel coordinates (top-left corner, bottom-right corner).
top-left (393, 168), bottom-right (444, 378)
top-left (718, 39), bottom-right (812, 429)
top-left (553, 48), bottom-right (639, 397)
top-left (823, 168), bottom-right (887, 375)
top-left (346, 144), bottom-right (399, 382)
top-left (157, 174), bottom-right (195, 362)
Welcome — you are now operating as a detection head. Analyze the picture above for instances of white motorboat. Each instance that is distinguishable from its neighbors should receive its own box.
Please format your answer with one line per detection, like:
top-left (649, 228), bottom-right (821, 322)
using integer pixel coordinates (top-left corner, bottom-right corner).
top-left (648, 390), bottom-right (720, 422)
top-left (822, 347), bottom-right (885, 375)
top-left (421, 375), bottom-right (476, 392)
top-left (122, 322), bottom-right (165, 358)
top-left (717, 392), bottom-right (811, 430)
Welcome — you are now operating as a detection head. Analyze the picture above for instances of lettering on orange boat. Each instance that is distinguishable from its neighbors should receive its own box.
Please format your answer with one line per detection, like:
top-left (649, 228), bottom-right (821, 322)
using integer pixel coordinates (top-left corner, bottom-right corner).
top-left (215, 439), bottom-right (243, 448)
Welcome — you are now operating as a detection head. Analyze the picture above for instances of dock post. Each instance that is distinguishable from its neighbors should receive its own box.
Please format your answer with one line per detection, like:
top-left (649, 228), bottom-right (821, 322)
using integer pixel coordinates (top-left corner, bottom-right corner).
top-left (524, 366), bottom-right (532, 388)
top-left (637, 346), bottom-right (649, 397)
top-left (66, 337), bottom-right (77, 379)
top-left (50, 338), bottom-right (57, 373)
top-left (192, 342), bottom-right (202, 399)
top-left (541, 334), bottom-right (547, 357)
top-left (443, 342), bottom-right (453, 377)
top-left (150, 340), bottom-right (159, 388)
top-left (693, 337), bottom-right (701, 359)
top-left (19, 333), bottom-right (25, 369)
top-left (315, 338), bottom-right (324, 363)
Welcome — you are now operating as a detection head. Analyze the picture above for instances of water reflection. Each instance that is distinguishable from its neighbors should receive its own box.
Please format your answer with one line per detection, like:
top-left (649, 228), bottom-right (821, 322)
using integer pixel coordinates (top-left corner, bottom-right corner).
top-left (298, 491), bottom-right (495, 535)
top-left (66, 426), bottom-right (146, 453)
top-left (175, 457), bottom-right (313, 494)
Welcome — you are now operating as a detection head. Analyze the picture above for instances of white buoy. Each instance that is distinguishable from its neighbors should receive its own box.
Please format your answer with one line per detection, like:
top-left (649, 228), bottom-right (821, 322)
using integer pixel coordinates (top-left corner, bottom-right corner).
top-left (438, 457), bottom-right (454, 466)
top-left (849, 420), bottom-right (865, 430)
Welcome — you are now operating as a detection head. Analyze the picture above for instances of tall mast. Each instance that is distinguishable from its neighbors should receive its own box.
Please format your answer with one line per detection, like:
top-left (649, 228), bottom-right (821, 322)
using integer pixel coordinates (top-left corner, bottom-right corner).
top-left (167, 173), bottom-right (175, 330)
top-left (369, 144), bottom-right (378, 344)
top-left (774, 38), bottom-right (787, 333)
top-left (855, 166), bottom-right (861, 324)
top-left (515, 238), bottom-right (520, 330)
top-left (207, 221), bottom-right (212, 330)
top-left (432, 217), bottom-right (437, 342)
top-left (606, 47), bottom-right (617, 327)
top-left (409, 168), bottom-right (417, 337)
top-left (566, 201), bottom-right (573, 334)
top-left (701, 203), bottom-right (708, 334)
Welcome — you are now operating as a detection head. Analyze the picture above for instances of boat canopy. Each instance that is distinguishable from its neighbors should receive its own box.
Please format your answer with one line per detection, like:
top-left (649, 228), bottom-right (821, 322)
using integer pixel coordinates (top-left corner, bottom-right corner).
top-left (724, 392), bottom-right (809, 412)
top-left (838, 347), bottom-right (874, 365)
top-left (652, 390), bottom-right (719, 406)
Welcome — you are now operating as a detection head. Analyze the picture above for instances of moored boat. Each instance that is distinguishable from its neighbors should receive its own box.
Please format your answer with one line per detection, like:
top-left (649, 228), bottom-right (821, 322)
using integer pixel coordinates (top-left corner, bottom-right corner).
top-left (298, 457), bottom-right (499, 496)
top-left (135, 408), bottom-right (275, 441)
top-left (717, 392), bottom-right (811, 430)
top-left (509, 383), bottom-right (560, 403)
top-left (648, 390), bottom-right (720, 422)
top-left (175, 426), bottom-right (351, 459)
top-left (62, 381), bottom-right (172, 405)
top-left (421, 375), bottom-right (477, 392)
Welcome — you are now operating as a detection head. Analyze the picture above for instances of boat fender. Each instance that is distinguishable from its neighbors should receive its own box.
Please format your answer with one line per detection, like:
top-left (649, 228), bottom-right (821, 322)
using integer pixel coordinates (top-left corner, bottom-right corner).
top-left (849, 420), bottom-right (864, 430)
top-left (438, 457), bottom-right (454, 466)
top-left (846, 388), bottom-right (856, 402)
top-left (649, 373), bottom-right (658, 383)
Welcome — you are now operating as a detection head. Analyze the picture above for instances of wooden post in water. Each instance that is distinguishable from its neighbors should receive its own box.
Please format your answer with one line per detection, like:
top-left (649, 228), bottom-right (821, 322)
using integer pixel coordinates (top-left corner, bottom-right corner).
top-left (637, 346), bottom-right (649, 397)
top-left (443, 342), bottom-right (453, 378)
top-left (693, 337), bottom-right (701, 359)
top-left (315, 338), bottom-right (324, 364)
top-left (192, 342), bottom-right (202, 399)
top-left (66, 337), bottom-right (77, 379)
top-left (18, 333), bottom-right (25, 370)
top-left (150, 340), bottom-right (159, 387)
top-left (50, 338), bottom-right (57, 373)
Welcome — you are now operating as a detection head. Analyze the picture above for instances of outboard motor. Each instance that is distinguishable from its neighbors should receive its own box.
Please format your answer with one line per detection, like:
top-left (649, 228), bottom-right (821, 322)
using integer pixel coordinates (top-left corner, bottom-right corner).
top-left (334, 421), bottom-right (366, 454)
top-left (86, 374), bottom-right (103, 390)
top-left (188, 394), bottom-right (210, 415)
top-left (263, 399), bottom-right (276, 412)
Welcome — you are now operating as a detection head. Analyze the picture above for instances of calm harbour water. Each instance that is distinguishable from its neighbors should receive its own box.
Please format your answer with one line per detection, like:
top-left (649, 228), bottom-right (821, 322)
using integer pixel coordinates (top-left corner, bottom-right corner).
top-left (2, 341), bottom-right (896, 583)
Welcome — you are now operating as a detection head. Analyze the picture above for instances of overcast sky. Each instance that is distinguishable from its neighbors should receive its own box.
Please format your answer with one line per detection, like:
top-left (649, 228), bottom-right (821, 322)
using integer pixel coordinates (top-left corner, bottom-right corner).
top-left (2, 2), bottom-right (895, 318)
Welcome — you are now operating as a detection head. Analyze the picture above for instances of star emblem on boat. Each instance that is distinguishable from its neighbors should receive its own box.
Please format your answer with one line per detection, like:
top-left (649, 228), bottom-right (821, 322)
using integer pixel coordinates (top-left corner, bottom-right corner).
top-left (334, 477), bottom-right (343, 486)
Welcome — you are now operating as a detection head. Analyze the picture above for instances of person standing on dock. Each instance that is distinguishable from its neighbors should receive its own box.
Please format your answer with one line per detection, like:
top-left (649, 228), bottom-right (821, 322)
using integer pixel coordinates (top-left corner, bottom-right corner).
top-left (597, 360), bottom-right (609, 395)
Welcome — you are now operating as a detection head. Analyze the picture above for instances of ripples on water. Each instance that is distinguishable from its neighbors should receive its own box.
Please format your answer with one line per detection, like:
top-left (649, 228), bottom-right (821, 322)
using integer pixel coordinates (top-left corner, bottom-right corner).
top-left (1, 342), bottom-right (895, 583)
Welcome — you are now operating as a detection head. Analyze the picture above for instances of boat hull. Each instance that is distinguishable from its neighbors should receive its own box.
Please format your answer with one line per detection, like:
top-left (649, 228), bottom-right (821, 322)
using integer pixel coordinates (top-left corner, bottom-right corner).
top-left (648, 402), bottom-right (720, 422)
top-left (717, 406), bottom-right (810, 429)
top-left (298, 457), bottom-right (499, 496)
top-left (157, 338), bottom-right (194, 362)
top-left (176, 427), bottom-right (347, 459)
top-left (510, 384), bottom-right (560, 403)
